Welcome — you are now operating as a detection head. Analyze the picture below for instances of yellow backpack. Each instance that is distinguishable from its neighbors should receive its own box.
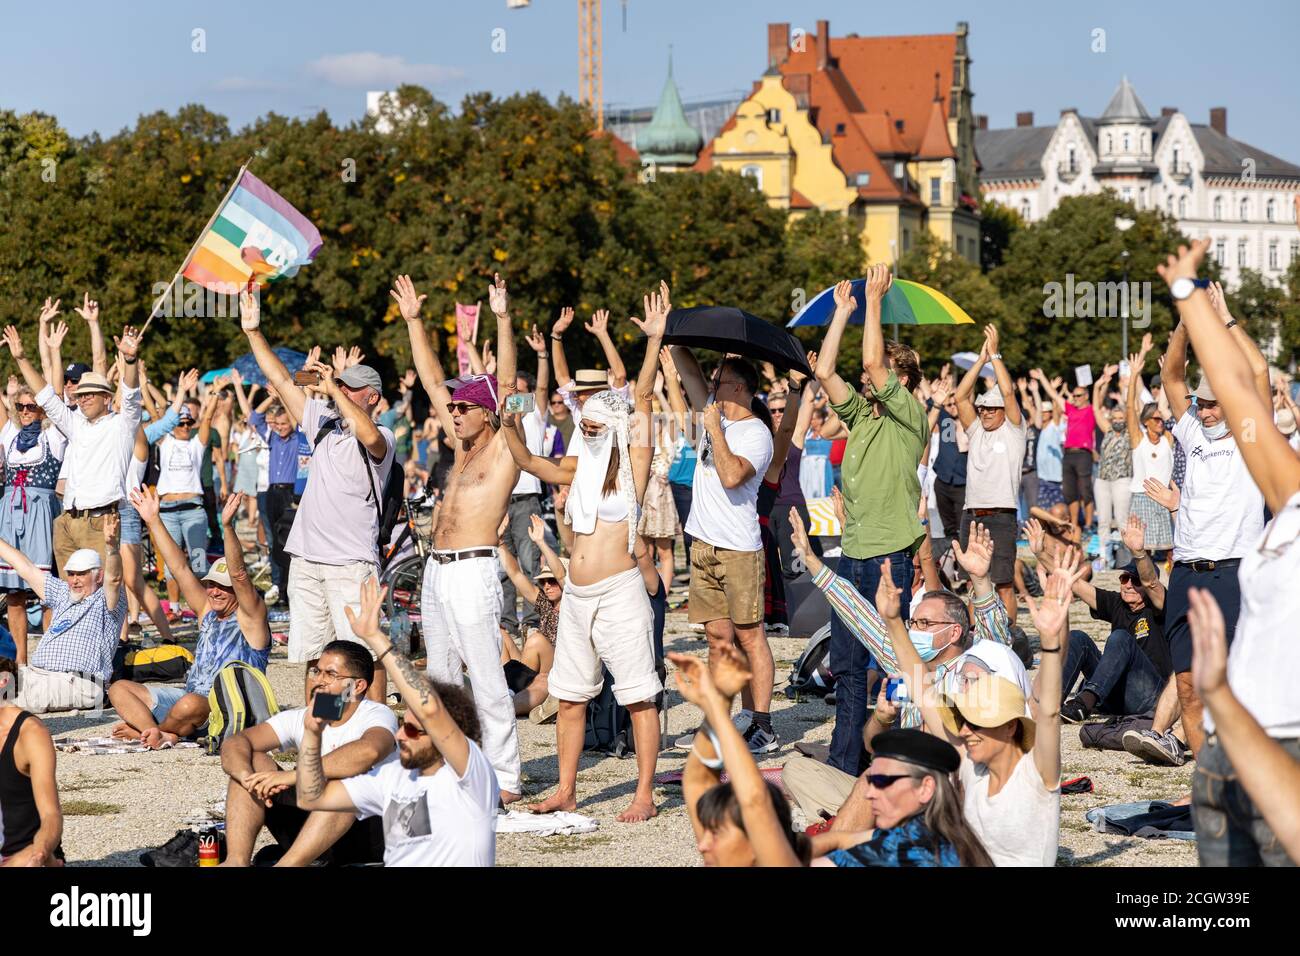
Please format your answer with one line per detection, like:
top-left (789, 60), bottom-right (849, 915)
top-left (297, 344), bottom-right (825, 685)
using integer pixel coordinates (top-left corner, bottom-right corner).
top-left (206, 661), bottom-right (279, 755)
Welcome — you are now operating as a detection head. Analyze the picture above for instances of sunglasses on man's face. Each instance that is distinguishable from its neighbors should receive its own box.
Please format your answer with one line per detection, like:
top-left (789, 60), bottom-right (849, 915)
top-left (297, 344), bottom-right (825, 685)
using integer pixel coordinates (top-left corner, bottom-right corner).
top-left (447, 402), bottom-right (481, 416)
top-left (865, 773), bottom-right (913, 790)
top-left (400, 721), bottom-right (426, 738)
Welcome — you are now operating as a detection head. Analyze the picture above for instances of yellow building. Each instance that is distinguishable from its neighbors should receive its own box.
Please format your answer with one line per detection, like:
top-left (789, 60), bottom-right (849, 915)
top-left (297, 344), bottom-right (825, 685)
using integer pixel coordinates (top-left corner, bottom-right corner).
top-left (694, 19), bottom-right (981, 264)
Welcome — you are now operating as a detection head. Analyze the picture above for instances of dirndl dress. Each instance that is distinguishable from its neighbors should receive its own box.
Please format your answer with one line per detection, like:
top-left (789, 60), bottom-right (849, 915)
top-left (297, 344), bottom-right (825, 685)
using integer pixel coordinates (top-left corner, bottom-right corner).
top-left (0, 429), bottom-right (64, 591)
top-left (1128, 492), bottom-right (1174, 550)
top-left (637, 448), bottom-right (680, 539)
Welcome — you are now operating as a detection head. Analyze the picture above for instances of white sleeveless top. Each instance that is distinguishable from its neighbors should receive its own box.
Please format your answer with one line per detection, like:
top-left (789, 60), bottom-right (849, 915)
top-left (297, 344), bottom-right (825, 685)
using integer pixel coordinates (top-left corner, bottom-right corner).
top-left (155, 435), bottom-right (205, 497)
top-left (1130, 433), bottom-right (1173, 494)
top-left (960, 751), bottom-right (1060, 867)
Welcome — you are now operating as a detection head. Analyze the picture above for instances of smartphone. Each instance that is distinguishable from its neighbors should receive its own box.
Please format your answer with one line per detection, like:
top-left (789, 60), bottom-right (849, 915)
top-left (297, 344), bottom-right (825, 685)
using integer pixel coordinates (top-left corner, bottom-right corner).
top-left (884, 676), bottom-right (909, 704)
top-left (505, 392), bottom-right (535, 415)
top-left (293, 370), bottom-right (321, 386)
top-left (311, 691), bottom-right (345, 722)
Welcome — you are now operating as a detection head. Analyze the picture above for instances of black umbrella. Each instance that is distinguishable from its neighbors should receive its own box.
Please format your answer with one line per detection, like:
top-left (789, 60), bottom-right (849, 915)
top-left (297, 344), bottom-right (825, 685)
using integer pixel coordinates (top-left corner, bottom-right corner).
top-left (664, 306), bottom-right (812, 377)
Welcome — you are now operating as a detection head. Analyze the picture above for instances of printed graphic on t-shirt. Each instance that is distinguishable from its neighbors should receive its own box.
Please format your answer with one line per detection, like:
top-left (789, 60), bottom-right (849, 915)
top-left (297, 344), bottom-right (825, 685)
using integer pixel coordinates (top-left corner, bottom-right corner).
top-left (384, 793), bottom-right (432, 842)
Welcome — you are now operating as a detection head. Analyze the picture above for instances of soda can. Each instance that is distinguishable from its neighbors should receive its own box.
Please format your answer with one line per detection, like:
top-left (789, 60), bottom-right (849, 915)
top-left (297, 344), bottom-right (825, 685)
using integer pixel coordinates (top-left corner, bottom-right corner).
top-left (197, 827), bottom-right (220, 867)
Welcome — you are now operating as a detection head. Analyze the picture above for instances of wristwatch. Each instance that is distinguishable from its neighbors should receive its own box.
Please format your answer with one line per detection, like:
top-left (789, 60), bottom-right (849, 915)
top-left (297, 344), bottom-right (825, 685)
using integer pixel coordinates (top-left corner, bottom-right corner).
top-left (1170, 277), bottom-right (1210, 300)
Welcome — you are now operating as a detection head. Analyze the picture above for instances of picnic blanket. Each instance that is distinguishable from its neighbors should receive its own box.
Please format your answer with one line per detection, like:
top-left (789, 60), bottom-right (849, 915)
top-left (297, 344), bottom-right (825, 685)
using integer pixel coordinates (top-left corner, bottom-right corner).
top-left (53, 736), bottom-right (201, 755)
top-left (494, 809), bottom-right (599, 836)
top-left (1085, 800), bottom-right (1195, 841)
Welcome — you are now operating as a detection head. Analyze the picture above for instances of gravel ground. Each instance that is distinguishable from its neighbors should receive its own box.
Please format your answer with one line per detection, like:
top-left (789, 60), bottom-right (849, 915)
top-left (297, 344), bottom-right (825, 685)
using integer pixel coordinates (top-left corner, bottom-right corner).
top-left (37, 560), bottom-right (1196, 867)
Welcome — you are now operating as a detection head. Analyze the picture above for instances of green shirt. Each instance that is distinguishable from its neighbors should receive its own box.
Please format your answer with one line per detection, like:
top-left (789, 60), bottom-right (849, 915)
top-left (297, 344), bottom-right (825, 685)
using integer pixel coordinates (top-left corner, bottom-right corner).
top-left (830, 371), bottom-right (928, 560)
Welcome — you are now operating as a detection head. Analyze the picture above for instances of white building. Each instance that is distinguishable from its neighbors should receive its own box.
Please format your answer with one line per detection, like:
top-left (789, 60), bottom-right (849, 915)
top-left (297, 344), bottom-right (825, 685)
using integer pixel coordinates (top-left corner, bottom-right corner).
top-left (977, 78), bottom-right (1300, 287)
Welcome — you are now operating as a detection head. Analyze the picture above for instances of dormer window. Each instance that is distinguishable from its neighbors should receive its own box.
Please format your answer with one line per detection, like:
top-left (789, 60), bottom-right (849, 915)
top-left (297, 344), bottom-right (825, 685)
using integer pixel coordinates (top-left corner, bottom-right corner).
top-left (894, 120), bottom-right (905, 132)
top-left (1123, 133), bottom-right (1130, 152)
top-left (855, 172), bottom-right (870, 187)
top-left (766, 108), bottom-right (781, 124)
top-left (1067, 146), bottom-right (1076, 172)
top-left (893, 161), bottom-right (904, 179)
top-left (835, 123), bottom-right (846, 135)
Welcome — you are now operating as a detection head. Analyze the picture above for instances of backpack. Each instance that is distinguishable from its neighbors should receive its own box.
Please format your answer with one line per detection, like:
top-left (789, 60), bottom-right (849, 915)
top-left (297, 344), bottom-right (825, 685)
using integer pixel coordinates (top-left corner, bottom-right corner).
top-left (1079, 713), bottom-right (1154, 751)
top-left (583, 661), bottom-right (668, 757)
top-left (313, 420), bottom-right (404, 550)
top-left (112, 643), bottom-right (194, 684)
top-left (206, 661), bottom-right (280, 754)
top-left (785, 624), bottom-right (835, 699)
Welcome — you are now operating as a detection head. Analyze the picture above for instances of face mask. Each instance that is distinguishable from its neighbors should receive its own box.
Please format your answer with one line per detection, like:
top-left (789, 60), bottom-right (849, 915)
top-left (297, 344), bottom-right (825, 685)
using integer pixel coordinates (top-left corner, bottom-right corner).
top-left (583, 428), bottom-right (610, 454)
top-left (1200, 420), bottom-right (1229, 441)
top-left (908, 625), bottom-right (954, 663)
top-left (1111, 421), bottom-right (1125, 432)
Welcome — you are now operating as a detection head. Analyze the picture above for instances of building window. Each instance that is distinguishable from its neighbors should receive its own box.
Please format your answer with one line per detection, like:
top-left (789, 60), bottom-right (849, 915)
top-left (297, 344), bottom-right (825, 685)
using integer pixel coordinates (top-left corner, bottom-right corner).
top-left (1123, 133), bottom-right (1130, 151)
top-left (1106, 134), bottom-right (1113, 153)
top-left (1240, 197), bottom-right (1249, 221)
top-left (1166, 195), bottom-right (1173, 214)
top-left (1266, 198), bottom-right (1276, 222)
top-left (893, 161), bottom-right (904, 179)
top-left (956, 236), bottom-right (964, 256)
top-left (1237, 239), bottom-right (1248, 267)
top-left (1269, 241), bottom-right (1279, 269)
top-left (1178, 196), bottom-right (1187, 218)
top-left (1122, 187), bottom-right (1132, 201)
top-left (1068, 146), bottom-right (1076, 172)
top-left (766, 108), bottom-right (781, 124)
top-left (1213, 196), bottom-right (1223, 220)
top-left (1215, 239), bottom-right (1226, 264)
top-left (835, 123), bottom-right (846, 135)
top-left (855, 172), bottom-right (870, 187)
top-left (1021, 199), bottom-right (1031, 220)
top-left (930, 177), bottom-right (941, 204)
top-left (1292, 239), bottom-right (1300, 264)
top-left (741, 164), bottom-right (763, 189)
top-left (1173, 147), bottom-right (1180, 167)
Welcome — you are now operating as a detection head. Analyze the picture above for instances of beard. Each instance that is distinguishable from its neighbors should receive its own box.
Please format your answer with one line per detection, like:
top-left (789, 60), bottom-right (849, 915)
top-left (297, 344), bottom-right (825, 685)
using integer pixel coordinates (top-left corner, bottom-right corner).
top-left (399, 741), bottom-right (441, 771)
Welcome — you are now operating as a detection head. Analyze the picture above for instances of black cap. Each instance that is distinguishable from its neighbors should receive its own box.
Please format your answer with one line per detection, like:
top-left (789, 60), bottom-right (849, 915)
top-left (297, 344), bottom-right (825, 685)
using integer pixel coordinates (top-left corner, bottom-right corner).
top-left (64, 362), bottom-right (92, 383)
top-left (1116, 562), bottom-right (1140, 579)
top-left (871, 728), bottom-right (960, 774)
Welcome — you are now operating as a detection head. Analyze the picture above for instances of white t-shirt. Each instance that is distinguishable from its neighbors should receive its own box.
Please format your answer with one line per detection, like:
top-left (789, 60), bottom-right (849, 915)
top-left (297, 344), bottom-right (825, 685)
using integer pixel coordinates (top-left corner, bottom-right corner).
top-left (1129, 432), bottom-right (1173, 494)
top-left (960, 751), bottom-right (1060, 867)
top-left (266, 699), bottom-right (399, 757)
top-left (963, 416), bottom-right (1026, 509)
top-left (684, 414), bottom-right (773, 552)
top-left (1206, 492), bottom-right (1300, 738)
top-left (342, 740), bottom-right (499, 867)
top-left (155, 434), bottom-right (205, 497)
top-left (510, 407), bottom-right (548, 496)
top-left (1172, 412), bottom-right (1264, 561)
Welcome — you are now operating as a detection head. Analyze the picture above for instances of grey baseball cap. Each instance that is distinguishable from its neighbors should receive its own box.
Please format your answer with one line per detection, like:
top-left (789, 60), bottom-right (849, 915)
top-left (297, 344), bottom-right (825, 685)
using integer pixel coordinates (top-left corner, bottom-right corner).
top-left (336, 365), bottom-right (383, 392)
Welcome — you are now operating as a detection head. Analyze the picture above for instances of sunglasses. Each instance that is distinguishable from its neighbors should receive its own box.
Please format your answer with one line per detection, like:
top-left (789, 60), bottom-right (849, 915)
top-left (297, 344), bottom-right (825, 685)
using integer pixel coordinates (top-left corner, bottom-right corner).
top-left (1118, 573), bottom-right (1136, 586)
top-left (865, 773), bottom-right (914, 790)
top-left (446, 402), bottom-right (482, 415)
top-left (768, 406), bottom-right (787, 414)
top-left (400, 720), bottom-right (426, 738)
top-left (14, 403), bottom-right (40, 413)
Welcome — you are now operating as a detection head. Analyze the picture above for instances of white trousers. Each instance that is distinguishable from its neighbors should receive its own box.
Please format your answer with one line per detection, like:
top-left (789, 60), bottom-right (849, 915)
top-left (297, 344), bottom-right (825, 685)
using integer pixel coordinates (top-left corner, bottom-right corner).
top-left (421, 551), bottom-right (521, 794)
top-left (1094, 477), bottom-right (1132, 538)
top-left (550, 566), bottom-right (661, 706)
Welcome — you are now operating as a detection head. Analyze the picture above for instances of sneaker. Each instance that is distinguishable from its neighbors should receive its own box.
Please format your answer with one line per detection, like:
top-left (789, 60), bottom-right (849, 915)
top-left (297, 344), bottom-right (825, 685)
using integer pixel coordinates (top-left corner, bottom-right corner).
top-left (673, 729), bottom-right (698, 750)
top-left (264, 585), bottom-right (280, 606)
top-left (140, 828), bottom-right (198, 868)
top-left (1122, 728), bottom-right (1186, 767)
top-left (1060, 697), bottom-right (1090, 724)
top-left (765, 622), bottom-right (790, 636)
top-left (743, 722), bottom-right (780, 755)
top-left (688, 622), bottom-right (705, 633)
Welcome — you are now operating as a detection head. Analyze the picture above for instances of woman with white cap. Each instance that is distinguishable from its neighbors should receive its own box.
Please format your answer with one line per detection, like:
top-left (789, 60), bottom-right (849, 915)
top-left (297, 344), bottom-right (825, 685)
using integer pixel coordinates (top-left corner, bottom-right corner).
top-left (878, 551), bottom-right (1082, 866)
top-left (501, 283), bottom-right (668, 823)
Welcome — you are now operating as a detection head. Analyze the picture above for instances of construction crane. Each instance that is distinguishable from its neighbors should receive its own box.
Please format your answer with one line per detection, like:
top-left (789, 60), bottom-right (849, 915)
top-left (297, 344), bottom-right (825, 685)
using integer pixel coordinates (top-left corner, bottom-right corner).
top-left (510, 0), bottom-right (626, 131)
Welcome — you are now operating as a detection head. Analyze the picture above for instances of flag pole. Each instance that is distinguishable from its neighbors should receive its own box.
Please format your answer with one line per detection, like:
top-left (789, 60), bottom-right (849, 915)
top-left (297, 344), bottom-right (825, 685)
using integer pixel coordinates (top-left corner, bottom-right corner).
top-left (140, 156), bottom-right (252, 337)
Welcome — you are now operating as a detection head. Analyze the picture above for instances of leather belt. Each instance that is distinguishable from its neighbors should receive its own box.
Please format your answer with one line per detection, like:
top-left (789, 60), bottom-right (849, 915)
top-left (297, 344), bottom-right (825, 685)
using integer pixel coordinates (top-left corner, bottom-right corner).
top-left (66, 503), bottom-right (119, 519)
top-left (510, 493), bottom-right (540, 502)
top-left (431, 548), bottom-right (497, 564)
top-left (1175, 558), bottom-right (1241, 573)
top-left (967, 508), bottom-right (1016, 517)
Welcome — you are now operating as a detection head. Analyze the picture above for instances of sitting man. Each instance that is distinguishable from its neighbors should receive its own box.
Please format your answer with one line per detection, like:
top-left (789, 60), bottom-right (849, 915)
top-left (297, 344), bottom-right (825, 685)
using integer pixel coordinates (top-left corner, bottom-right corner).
top-left (0, 515), bottom-right (124, 714)
top-left (295, 577), bottom-right (499, 867)
top-left (109, 491), bottom-right (270, 748)
top-left (219, 640), bottom-right (397, 867)
top-left (1028, 514), bottom-right (1171, 723)
top-left (0, 657), bottom-right (64, 866)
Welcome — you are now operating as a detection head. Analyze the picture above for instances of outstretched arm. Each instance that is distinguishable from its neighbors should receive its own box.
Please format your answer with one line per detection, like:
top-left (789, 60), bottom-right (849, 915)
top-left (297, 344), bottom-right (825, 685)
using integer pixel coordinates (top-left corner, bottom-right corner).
top-left (239, 290), bottom-right (305, 424)
top-left (74, 293), bottom-right (108, 377)
top-left (585, 309), bottom-right (627, 390)
top-left (101, 511), bottom-right (123, 613)
top-left (953, 338), bottom-right (988, 430)
top-left (131, 488), bottom-right (210, 616)
top-left (1162, 320), bottom-right (1192, 420)
top-left (221, 493), bottom-right (270, 650)
top-left (985, 325), bottom-right (1020, 426)
top-left (1208, 281), bottom-right (1273, 410)
top-left (393, 275), bottom-right (456, 441)
top-left (861, 264), bottom-right (891, 394)
top-left (813, 280), bottom-right (856, 406)
top-left (488, 273), bottom-right (518, 403)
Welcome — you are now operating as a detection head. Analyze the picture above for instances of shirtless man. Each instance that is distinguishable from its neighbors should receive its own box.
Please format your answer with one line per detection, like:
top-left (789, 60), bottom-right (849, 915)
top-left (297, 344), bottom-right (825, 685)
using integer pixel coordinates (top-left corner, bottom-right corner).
top-left (394, 272), bottom-right (523, 803)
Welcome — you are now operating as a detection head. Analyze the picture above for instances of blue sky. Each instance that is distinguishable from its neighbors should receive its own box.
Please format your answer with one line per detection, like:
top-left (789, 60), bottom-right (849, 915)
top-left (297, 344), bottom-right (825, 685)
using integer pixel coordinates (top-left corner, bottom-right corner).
top-left (3, 0), bottom-right (1298, 160)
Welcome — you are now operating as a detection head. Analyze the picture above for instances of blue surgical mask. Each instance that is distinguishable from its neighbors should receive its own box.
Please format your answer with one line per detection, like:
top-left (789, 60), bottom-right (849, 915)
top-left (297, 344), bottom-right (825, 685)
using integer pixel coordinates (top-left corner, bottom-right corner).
top-left (1200, 420), bottom-right (1229, 441)
top-left (908, 626), bottom-right (955, 663)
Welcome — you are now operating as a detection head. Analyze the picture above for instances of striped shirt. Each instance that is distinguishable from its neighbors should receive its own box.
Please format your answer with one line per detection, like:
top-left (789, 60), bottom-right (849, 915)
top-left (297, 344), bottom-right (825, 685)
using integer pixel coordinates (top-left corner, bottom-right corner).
top-left (812, 564), bottom-right (1013, 729)
top-left (32, 574), bottom-right (127, 683)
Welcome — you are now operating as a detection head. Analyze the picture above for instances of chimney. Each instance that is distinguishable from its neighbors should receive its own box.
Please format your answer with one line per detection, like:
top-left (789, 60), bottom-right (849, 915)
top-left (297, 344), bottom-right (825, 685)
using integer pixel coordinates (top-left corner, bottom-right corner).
top-left (816, 19), bottom-right (830, 71)
top-left (1161, 106), bottom-right (1177, 117)
top-left (1016, 111), bottom-right (1034, 128)
top-left (768, 23), bottom-right (790, 69)
top-left (1210, 107), bottom-right (1227, 135)
top-left (976, 114), bottom-right (988, 131)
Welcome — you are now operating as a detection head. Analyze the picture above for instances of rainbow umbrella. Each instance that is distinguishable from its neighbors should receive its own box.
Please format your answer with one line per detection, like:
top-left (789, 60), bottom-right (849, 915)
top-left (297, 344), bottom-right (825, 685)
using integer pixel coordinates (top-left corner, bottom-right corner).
top-left (786, 278), bottom-right (975, 327)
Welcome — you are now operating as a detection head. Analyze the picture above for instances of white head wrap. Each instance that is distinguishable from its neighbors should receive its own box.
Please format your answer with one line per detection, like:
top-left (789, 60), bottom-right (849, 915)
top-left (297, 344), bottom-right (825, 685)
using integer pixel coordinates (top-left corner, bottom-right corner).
top-left (564, 390), bottom-right (637, 554)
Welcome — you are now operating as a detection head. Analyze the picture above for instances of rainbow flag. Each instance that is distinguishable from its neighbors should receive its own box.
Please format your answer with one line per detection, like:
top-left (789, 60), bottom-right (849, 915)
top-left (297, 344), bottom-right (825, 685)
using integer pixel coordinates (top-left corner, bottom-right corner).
top-left (182, 170), bottom-right (323, 292)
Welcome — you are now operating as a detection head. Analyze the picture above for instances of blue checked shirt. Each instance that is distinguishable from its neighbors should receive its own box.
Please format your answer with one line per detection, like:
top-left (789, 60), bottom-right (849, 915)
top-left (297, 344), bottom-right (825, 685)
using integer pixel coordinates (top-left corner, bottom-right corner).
top-left (32, 574), bottom-right (127, 683)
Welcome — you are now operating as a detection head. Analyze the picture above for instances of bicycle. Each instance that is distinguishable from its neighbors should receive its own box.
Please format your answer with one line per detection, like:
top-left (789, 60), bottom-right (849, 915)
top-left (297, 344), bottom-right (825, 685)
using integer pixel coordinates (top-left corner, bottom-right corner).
top-left (379, 492), bottom-right (435, 657)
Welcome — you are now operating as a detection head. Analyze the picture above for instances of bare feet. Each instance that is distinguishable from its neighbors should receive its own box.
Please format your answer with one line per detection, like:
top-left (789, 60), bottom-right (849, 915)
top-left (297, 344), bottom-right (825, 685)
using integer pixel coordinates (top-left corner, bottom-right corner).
top-left (1170, 793), bottom-right (1192, 807)
top-left (139, 728), bottom-right (178, 750)
top-left (616, 796), bottom-right (657, 823)
top-left (525, 791), bottom-right (577, 814)
top-left (500, 790), bottom-right (523, 807)
top-left (110, 722), bottom-right (141, 741)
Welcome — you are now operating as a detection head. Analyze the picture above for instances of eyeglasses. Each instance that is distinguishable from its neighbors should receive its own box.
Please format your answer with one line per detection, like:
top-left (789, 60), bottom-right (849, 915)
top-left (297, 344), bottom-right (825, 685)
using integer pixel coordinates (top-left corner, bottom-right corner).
top-left (977, 406), bottom-right (1002, 415)
top-left (905, 618), bottom-right (954, 631)
top-left (75, 392), bottom-right (107, 402)
top-left (1196, 399), bottom-right (1220, 410)
top-left (399, 720), bottom-right (426, 738)
top-left (865, 773), bottom-right (914, 790)
top-left (447, 402), bottom-right (481, 415)
top-left (14, 403), bottom-right (40, 413)
top-left (549, 400), bottom-right (565, 407)
top-left (307, 666), bottom-right (358, 681)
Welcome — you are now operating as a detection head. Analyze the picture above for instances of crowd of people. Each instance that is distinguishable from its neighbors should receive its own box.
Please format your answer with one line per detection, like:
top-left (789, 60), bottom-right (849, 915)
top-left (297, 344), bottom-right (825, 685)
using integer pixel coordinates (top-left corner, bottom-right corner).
top-left (0, 208), bottom-right (1297, 867)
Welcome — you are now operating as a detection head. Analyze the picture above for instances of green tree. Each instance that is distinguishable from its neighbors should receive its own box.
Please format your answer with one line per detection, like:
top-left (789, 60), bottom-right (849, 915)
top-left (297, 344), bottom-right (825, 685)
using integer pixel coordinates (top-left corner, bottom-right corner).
top-left (979, 198), bottom-right (1022, 272)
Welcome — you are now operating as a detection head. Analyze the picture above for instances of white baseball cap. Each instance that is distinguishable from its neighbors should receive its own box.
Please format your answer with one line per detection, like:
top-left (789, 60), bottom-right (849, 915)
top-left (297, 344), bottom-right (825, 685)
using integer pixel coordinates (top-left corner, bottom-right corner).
top-left (64, 549), bottom-right (102, 573)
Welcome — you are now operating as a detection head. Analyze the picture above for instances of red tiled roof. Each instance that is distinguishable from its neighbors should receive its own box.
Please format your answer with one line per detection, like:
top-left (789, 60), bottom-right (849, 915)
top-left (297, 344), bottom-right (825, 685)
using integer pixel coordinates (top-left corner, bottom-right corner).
top-left (789, 188), bottom-right (814, 209)
top-left (916, 96), bottom-right (956, 159)
top-left (592, 128), bottom-right (640, 167)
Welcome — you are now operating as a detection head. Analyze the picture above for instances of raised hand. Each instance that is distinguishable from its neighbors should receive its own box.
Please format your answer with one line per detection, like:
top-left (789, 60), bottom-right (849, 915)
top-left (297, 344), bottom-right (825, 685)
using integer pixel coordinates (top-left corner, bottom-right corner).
top-left (788, 506), bottom-right (813, 560)
top-left (102, 509), bottom-right (121, 548)
top-left (221, 491), bottom-right (243, 525)
top-left (668, 652), bottom-right (726, 710)
top-left (1155, 238), bottom-right (1211, 288)
top-left (930, 378), bottom-right (952, 405)
top-left (1102, 363), bottom-right (1119, 380)
top-left (1121, 513), bottom-right (1146, 553)
top-left (481, 339), bottom-right (496, 376)
top-left (304, 345), bottom-right (321, 372)
top-left (864, 262), bottom-right (892, 302)
top-left (1139, 332), bottom-right (1153, 356)
top-left (37, 297), bottom-right (61, 324)
top-left (402, 369), bottom-right (417, 391)
top-left (553, 306), bottom-right (575, 337)
top-left (952, 522), bottom-right (993, 579)
top-left (1189, 587), bottom-right (1229, 699)
top-left (832, 279), bottom-right (856, 314)
top-left (74, 292), bottom-right (99, 324)
top-left (1207, 280), bottom-right (1233, 323)
top-left (527, 513), bottom-right (547, 547)
top-left (983, 323), bottom-right (1000, 358)
top-left (659, 346), bottom-right (678, 380)
top-left (42, 321), bottom-right (69, 351)
top-left (585, 308), bottom-right (611, 337)
top-left (2, 326), bottom-right (26, 360)
top-left (487, 273), bottom-right (509, 317)
top-left (1143, 477), bottom-right (1181, 513)
top-left (875, 559), bottom-right (902, 621)
top-left (390, 275), bottom-right (427, 323)
top-left (342, 575), bottom-right (387, 647)
top-left (524, 324), bottom-right (546, 354)
top-left (711, 642), bottom-right (753, 699)
top-left (1023, 518), bottom-right (1045, 556)
top-left (830, 485), bottom-right (847, 530)
top-left (305, 361), bottom-right (337, 398)
top-left (1024, 565), bottom-right (1073, 648)
top-left (239, 289), bottom-right (260, 332)
top-left (630, 282), bottom-right (670, 339)
top-left (700, 401), bottom-right (722, 435)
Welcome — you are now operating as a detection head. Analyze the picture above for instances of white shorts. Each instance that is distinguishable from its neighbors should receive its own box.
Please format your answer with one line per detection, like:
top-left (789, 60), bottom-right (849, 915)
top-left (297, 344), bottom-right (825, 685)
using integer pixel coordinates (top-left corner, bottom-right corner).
top-left (12, 665), bottom-right (103, 714)
top-left (549, 566), bottom-right (661, 706)
top-left (286, 557), bottom-right (378, 663)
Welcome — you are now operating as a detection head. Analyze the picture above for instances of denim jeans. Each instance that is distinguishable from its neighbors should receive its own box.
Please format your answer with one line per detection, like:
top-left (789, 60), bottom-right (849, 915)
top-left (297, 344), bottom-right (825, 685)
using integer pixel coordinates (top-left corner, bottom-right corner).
top-left (670, 482), bottom-right (693, 552)
top-left (499, 493), bottom-right (543, 633)
top-left (160, 503), bottom-right (210, 581)
top-left (828, 550), bottom-right (913, 777)
top-left (1062, 628), bottom-right (1161, 716)
top-left (1193, 733), bottom-right (1300, 866)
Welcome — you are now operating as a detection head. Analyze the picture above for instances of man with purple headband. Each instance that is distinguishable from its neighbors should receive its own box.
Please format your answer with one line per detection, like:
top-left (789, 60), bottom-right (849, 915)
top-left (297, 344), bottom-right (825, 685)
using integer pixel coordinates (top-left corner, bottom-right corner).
top-left (394, 272), bottom-right (524, 805)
